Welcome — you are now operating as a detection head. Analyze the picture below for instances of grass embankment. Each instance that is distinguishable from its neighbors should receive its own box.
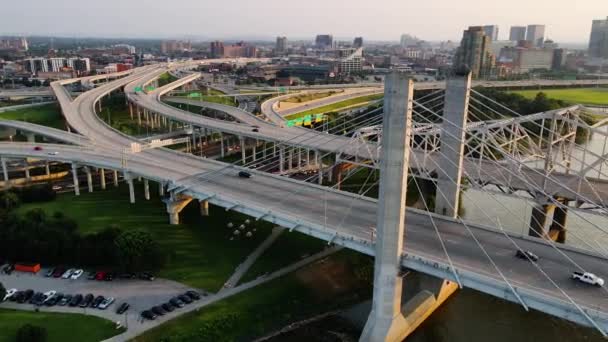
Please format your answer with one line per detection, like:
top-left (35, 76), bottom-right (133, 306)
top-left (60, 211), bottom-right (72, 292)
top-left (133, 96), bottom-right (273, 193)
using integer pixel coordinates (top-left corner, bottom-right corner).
top-left (0, 104), bottom-right (64, 130)
top-left (286, 93), bottom-right (383, 120)
top-left (17, 182), bottom-right (274, 291)
top-left (101, 94), bottom-right (170, 136)
top-left (133, 250), bottom-right (372, 342)
top-left (157, 73), bottom-right (178, 87)
top-left (513, 88), bottom-right (608, 106)
top-left (0, 309), bottom-right (122, 342)
top-left (282, 91), bottom-right (338, 104)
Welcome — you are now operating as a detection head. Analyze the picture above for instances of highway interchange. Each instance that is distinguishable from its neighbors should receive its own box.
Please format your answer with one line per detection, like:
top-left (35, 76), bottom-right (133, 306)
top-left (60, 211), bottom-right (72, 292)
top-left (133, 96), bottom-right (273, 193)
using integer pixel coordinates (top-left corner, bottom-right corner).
top-left (0, 61), bottom-right (607, 333)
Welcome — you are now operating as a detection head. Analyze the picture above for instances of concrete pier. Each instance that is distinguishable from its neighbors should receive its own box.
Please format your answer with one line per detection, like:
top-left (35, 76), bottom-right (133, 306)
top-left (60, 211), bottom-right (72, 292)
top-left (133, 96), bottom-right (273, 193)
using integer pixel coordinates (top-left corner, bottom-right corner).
top-left (199, 200), bottom-right (209, 216)
top-left (165, 195), bottom-right (193, 225)
top-left (71, 163), bottom-right (80, 196)
top-left (100, 168), bottom-right (106, 190)
top-left (144, 179), bottom-right (150, 200)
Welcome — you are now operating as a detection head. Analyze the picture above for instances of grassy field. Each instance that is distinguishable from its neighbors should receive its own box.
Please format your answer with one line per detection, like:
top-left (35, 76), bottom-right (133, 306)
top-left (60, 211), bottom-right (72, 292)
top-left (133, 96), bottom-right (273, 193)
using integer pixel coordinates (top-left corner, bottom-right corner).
top-left (17, 182), bottom-right (274, 291)
top-left (286, 93), bottom-right (383, 120)
top-left (177, 95), bottom-right (237, 107)
top-left (513, 88), bottom-right (608, 106)
top-left (0, 104), bottom-right (65, 130)
top-left (239, 230), bottom-right (327, 284)
top-left (282, 91), bottom-right (337, 104)
top-left (0, 309), bottom-right (122, 342)
top-left (133, 250), bottom-right (372, 342)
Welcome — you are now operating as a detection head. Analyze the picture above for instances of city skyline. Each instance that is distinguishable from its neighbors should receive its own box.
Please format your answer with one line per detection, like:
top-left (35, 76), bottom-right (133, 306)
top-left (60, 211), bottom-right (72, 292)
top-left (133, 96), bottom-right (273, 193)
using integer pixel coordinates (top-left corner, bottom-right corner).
top-left (1, 0), bottom-right (606, 43)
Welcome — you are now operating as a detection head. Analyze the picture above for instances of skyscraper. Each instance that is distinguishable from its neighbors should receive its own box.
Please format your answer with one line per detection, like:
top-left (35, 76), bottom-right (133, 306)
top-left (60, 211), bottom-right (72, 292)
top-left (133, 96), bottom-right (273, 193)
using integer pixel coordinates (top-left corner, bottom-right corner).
top-left (454, 26), bottom-right (494, 78)
top-left (509, 26), bottom-right (527, 42)
top-left (483, 25), bottom-right (499, 41)
top-left (353, 37), bottom-right (363, 48)
top-left (315, 34), bottom-right (334, 49)
top-left (526, 25), bottom-right (546, 47)
top-left (589, 17), bottom-right (608, 59)
top-left (275, 36), bottom-right (287, 54)
top-left (210, 41), bottom-right (224, 58)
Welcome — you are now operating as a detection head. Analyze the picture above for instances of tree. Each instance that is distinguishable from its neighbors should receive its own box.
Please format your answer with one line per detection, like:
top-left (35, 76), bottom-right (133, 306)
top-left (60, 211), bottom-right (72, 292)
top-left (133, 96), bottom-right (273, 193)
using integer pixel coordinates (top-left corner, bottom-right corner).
top-left (0, 191), bottom-right (20, 210)
top-left (16, 324), bottom-right (47, 342)
top-left (0, 282), bottom-right (6, 302)
top-left (114, 230), bottom-right (163, 272)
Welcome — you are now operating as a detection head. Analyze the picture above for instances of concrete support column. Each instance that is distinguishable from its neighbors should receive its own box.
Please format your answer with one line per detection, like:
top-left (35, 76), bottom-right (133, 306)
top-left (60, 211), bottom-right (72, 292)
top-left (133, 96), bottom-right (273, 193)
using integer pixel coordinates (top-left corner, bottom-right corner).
top-left (45, 162), bottom-right (50, 176)
top-left (199, 200), bottom-right (209, 216)
top-left (316, 150), bottom-right (322, 185)
top-left (113, 170), bottom-right (119, 187)
top-left (306, 149), bottom-right (310, 166)
top-left (240, 136), bottom-right (246, 163)
top-left (550, 201), bottom-right (568, 243)
top-left (71, 163), bottom-right (80, 196)
top-left (137, 106), bottom-right (142, 126)
top-left (24, 164), bottom-right (30, 180)
top-left (100, 168), bottom-right (106, 190)
top-left (26, 133), bottom-right (35, 143)
top-left (84, 167), bottom-right (93, 193)
top-left (159, 182), bottom-right (165, 197)
top-left (298, 148), bottom-right (302, 169)
top-left (361, 73), bottom-right (414, 342)
top-left (129, 103), bottom-right (133, 119)
top-left (434, 72), bottom-right (472, 218)
top-left (220, 132), bottom-right (225, 158)
top-left (125, 173), bottom-right (135, 204)
top-left (288, 149), bottom-right (293, 171)
top-left (263, 142), bottom-right (267, 159)
top-left (164, 196), bottom-right (193, 225)
top-left (253, 144), bottom-right (257, 162)
top-left (279, 146), bottom-right (285, 173)
top-left (144, 179), bottom-right (150, 200)
top-left (529, 198), bottom-right (554, 238)
top-left (1, 157), bottom-right (8, 182)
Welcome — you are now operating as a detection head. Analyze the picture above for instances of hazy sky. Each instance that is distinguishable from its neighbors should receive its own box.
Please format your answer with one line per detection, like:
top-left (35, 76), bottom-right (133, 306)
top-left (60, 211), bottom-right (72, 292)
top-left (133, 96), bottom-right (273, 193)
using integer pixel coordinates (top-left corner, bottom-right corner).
top-left (2, 0), bottom-right (607, 42)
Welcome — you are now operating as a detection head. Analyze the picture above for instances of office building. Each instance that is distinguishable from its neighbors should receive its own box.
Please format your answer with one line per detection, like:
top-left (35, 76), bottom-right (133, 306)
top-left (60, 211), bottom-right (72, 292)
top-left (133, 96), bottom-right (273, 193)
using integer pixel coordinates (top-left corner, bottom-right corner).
top-left (210, 41), bottom-right (224, 58)
top-left (353, 37), bottom-right (364, 48)
top-left (526, 25), bottom-right (546, 47)
top-left (0, 37), bottom-right (28, 51)
top-left (160, 40), bottom-right (192, 54)
top-left (509, 26), bottom-right (527, 42)
top-left (222, 42), bottom-right (257, 58)
top-left (483, 25), bottom-right (500, 41)
top-left (552, 49), bottom-right (566, 70)
top-left (589, 17), bottom-right (608, 59)
top-left (400, 34), bottom-right (418, 48)
top-left (337, 47), bottom-right (363, 74)
top-left (315, 34), bottom-right (334, 49)
top-left (275, 36), bottom-right (287, 54)
top-left (23, 57), bottom-right (90, 75)
top-left (454, 26), bottom-right (494, 78)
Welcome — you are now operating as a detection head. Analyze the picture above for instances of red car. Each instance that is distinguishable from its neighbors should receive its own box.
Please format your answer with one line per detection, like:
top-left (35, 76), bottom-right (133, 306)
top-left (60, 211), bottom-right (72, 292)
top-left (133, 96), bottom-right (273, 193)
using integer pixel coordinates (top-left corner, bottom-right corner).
top-left (33, 146), bottom-right (43, 151)
top-left (95, 271), bottom-right (106, 281)
top-left (52, 267), bottom-right (65, 278)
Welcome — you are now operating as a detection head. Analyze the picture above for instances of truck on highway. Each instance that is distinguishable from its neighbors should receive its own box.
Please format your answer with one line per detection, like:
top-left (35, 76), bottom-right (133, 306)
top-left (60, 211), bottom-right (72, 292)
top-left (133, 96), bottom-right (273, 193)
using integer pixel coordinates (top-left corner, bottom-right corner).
top-left (572, 271), bottom-right (604, 286)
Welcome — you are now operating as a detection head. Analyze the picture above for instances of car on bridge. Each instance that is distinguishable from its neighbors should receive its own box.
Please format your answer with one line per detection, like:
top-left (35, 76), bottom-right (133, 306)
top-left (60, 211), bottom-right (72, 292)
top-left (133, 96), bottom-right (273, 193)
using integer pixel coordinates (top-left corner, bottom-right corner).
top-left (572, 272), bottom-right (604, 286)
top-left (515, 250), bottom-right (539, 262)
top-left (238, 171), bottom-right (252, 178)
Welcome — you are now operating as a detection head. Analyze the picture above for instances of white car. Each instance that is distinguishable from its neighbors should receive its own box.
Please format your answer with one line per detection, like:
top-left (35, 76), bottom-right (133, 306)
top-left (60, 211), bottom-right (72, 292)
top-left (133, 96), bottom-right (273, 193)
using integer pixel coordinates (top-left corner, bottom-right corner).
top-left (70, 269), bottom-right (84, 280)
top-left (61, 269), bottom-right (75, 279)
top-left (42, 290), bottom-right (57, 303)
top-left (572, 271), bottom-right (605, 286)
top-left (47, 151), bottom-right (59, 156)
top-left (3, 288), bottom-right (17, 301)
top-left (98, 297), bottom-right (114, 310)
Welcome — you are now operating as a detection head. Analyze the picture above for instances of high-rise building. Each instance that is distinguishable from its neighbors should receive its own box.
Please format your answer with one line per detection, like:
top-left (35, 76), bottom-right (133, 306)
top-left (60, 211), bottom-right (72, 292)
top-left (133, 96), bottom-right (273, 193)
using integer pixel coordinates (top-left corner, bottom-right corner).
top-left (222, 42), bottom-right (257, 58)
top-left (0, 37), bottom-right (28, 51)
top-left (275, 36), bottom-right (287, 54)
top-left (315, 34), bottom-right (334, 49)
top-left (454, 26), bottom-right (495, 78)
top-left (589, 17), bottom-right (608, 59)
top-left (160, 40), bottom-right (192, 54)
top-left (353, 37), bottom-right (363, 48)
top-left (337, 48), bottom-right (363, 74)
top-left (23, 57), bottom-right (90, 75)
top-left (210, 41), bottom-right (224, 58)
top-left (509, 26), bottom-right (527, 42)
top-left (526, 25), bottom-right (546, 47)
top-left (483, 25), bottom-right (499, 41)
top-left (400, 34), bottom-right (418, 48)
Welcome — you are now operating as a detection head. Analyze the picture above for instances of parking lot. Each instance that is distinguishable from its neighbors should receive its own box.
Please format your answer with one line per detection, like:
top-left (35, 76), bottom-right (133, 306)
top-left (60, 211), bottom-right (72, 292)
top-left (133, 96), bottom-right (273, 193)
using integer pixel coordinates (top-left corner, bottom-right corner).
top-left (0, 265), bottom-right (202, 326)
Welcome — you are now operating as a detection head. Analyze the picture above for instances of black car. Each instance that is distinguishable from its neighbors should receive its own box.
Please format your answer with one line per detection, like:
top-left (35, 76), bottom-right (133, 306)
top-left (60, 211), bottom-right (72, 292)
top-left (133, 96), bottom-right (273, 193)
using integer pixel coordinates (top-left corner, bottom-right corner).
top-left (515, 250), bottom-right (539, 262)
top-left (3, 263), bottom-right (15, 274)
top-left (178, 294), bottom-right (193, 304)
top-left (30, 292), bottom-right (45, 305)
top-left (92, 295), bottom-right (105, 308)
top-left (185, 291), bottom-right (200, 301)
top-left (11, 291), bottom-right (23, 302)
top-left (86, 271), bottom-right (97, 280)
top-left (141, 310), bottom-right (157, 320)
top-left (252, 128), bottom-right (259, 132)
top-left (45, 267), bottom-right (56, 277)
top-left (21, 290), bottom-right (34, 303)
top-left (169, 297), bottom-right (185, 308)
top-left (104, 272), bottom-right (114, 281)
top-left (138, 272), bottom-right (155, 281)
top-left (59, 294), bottom-right (72, 306)
top-left (161, 303), bottom-right (175, 312)
top-left (69, 294), bottom-right (83, 307)
top-left (119, 273), bottom-right (136, 279)
top-left (80, 294), bottom-right (94, 307)
top-left (238, 171), bottom-right (252, 178)
top-left (116, 302), bottom-right (130, 314)
top-left (151, 306), bottom-right (166, 316)
top-left (46, 293), bottom-right (63, 306)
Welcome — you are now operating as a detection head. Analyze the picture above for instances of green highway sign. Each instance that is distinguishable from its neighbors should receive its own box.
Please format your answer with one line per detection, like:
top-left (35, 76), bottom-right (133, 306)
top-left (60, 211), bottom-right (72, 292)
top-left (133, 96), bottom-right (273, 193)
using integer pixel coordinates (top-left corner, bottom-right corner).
top-left (134, 86), bottom-right (143, 92)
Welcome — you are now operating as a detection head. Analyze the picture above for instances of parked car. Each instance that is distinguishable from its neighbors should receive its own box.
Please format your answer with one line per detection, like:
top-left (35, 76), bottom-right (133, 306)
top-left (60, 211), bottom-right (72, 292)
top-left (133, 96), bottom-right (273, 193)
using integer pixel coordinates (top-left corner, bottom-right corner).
top-left (3, 263), bottom-right (15, 274)
top-left (21, 290), bottom-right (34, 303)
top-left (119, 273), bottom-right (136, 279)
top-left (169, 297), bottom-right (184, 308)
top-left (62, 269), bottom-right (75, 279)
top-left (80, 294), bottom-right (94, 307)
top-left (69, 294), bottom-right (83, 307)
top-left (151, 306), bottom-right (166, 316)
top-left (42, 291), bottom-right (57, 303)
top-left (45, 268), bottom-right (56, 277)
top-left (138, 272), bottom-right (155, 281)
top-left (3, 288), bottom-right (17, 301)
top-left (52, 267), bottom-right (65, 278)
top-left (238, 171), bottom-right (252, 178)
top-left (58, 294), bottom-right (72, 306)
top-left (46, 293), bottom-right (63, 306)
top-left (13, 291), bottom-right (25, 303)
top-left (116, 302), bottom-right (130, 314)
top-left (98, 297), bottom-right (114, 310)
top-left (95, 271), bottom-right (106, 281)
top-left (30, 292), bottom-right (46, 305)
top-left (104, 272), bottom-right (114, 281)
top-left (70, 269), bottom-right (84, 280)
top-left (185, 290), bottom-right (200, 301)
top-left (178, 294), bottom-right (193, 304)
top-left (515, 250), bottom-right (539, 262)
top-left (91, 296), bottom-right (105, 308)
top-left (141, 310), bottom-right (157, 320)
top-left (572, 272), bottom-right (605, 286)
top-left (161, 303), bottom-right (175, 312)
top-left (86, 271), bottom-right (97, 280)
